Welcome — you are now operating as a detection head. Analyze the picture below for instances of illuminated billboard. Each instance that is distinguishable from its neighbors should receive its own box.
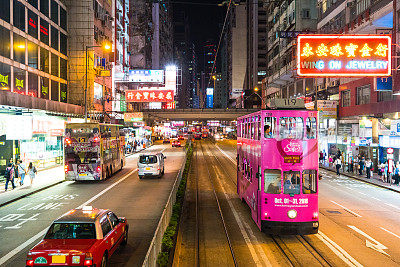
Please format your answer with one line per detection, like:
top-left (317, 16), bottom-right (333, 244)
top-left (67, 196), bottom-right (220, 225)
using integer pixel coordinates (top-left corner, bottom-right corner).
top-left (206, 88), bottom-right (213, 108)
top-left (297, 35), bottom-right (391, 77)
top-left (125, 90), bottom-right (174, 102)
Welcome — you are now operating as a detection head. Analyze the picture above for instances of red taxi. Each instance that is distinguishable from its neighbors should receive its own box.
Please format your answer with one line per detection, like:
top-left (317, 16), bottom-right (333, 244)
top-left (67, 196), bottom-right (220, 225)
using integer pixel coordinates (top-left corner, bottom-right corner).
top-left (172, 140), bottom-right (181, 147)
top-left (26, 207), bottom-right (128, 267)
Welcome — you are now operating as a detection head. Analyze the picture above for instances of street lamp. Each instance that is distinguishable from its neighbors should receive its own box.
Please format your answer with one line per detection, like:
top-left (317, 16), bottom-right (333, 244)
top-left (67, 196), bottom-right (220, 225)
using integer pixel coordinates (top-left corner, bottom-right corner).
top-left (84, 42), bottom-right (112, 122)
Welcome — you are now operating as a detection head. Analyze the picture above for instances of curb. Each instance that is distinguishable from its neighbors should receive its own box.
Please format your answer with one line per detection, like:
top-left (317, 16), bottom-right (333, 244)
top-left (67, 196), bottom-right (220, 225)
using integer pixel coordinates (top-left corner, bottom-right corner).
top-left (320, 166), bottom-right (400, 194)
top-left (0, 180), bottom-right (65, 208)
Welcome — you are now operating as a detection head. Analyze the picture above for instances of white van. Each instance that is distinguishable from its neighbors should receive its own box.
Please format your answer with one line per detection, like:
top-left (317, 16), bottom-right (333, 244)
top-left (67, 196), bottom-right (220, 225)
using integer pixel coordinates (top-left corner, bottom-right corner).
top-left (138, 153), bottom-right (166, 179)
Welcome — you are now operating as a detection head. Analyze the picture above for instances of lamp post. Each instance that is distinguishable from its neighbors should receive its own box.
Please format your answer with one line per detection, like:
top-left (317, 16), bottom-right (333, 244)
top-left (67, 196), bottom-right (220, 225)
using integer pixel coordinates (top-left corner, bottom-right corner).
top-left (84, 43), bottom-right (112, 122)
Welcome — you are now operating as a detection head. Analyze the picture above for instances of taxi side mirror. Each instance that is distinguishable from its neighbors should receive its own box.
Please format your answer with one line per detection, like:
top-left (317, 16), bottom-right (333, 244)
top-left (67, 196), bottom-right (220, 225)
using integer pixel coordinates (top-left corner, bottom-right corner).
top-left (118, 217), bottom-right (126, 223)
top-left (163, 156), bottom-right (167, 159)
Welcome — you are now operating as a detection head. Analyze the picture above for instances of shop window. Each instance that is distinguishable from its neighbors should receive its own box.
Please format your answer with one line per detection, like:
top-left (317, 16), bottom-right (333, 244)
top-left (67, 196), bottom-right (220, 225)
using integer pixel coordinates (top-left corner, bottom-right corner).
top-left (0, 25), bottom-right (10, 59)
top-left (0, 0), bottom-right (10, 23)
top-left (264, 169), bottom-right (281, 194)
top-left (283, 171), bottom-right (301, 195)
top-left (40, 76), bottom-right (49, 99)
top-left (28, 41), bottom-right (38, 69)
top-left (28, 10), bottom-right (38, 39)
top-left (306, 117), bottom-right (317, 139)
top-left (60, 58), bottom-right (67, 80)
top-left (40, 47), bottom-right (49, 73)
top-left (302, 170), bottom-right (317, 194)
top-left (28, 72), bottom-right (38, 97)
top-left (378, 91), bottom-right (393, 102)
top-left (279, 117), bottom-right (304, 139)
top-left (13, 33), bottom-right (26, 64)
top-left (40, 0), bottom-right (49, 17)
top-left (60, 82), bottom-right (67, 102)
top-left (264, 117), bottom-right (276, 138)
top-left (13, 68), bottom-right (26, 94)
top-left (13, 0), bottom-right (25, 32)
top-left (40, 19), bottom-right (49, 45)
top-left (0, 62), bottom-right (11, 91)
top-left (342, 90), bottom-right (351, 107)
top-left (60, 32), bottom-right (67, 55)
top-left (51, 0), bottom-right (58, 24)
top-left (28, 0), bottom-right (38, 9)
top-left (356, 84), bottom-right (370, 105)
top-left (60, 7), bottom-right (67, 30)
top-left (51, 53), bottom-right (58, 76)
top-left (51, 80), bottom-right (58, 101)
top-left (51, 26), bottom-right (58, 50)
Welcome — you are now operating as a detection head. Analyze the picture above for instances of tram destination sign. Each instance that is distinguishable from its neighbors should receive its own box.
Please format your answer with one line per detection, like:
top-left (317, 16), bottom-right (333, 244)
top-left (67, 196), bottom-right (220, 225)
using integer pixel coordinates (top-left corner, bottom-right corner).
top-left (297, 34), bottom-right (391, 77)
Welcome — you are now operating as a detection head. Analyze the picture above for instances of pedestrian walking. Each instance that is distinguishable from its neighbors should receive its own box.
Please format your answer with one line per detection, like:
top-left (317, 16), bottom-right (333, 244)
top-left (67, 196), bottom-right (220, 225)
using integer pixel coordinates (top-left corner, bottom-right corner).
top-left (4, 163), bottom-right (15, 191)
top-left (334, 157), bottom-right (342, 176)
top-left (359, 156), bottom-right (365, 175)
top-left (383, 161), bottom-right (388, 183)
top-left (27, 162), bottom-right (37, 185)
top-left (17, 160), bottom-right (26, 185)
top-left (319, 151), bottom-right (324, 164)
top-left (365, 158), bottom-right (372, 179)
top-left (348, 156), bottom-right (354, 173)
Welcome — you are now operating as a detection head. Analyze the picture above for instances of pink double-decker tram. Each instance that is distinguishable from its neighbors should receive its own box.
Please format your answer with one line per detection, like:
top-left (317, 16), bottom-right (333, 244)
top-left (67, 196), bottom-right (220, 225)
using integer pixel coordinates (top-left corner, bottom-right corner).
top-left (237, 105), bottom-right (319, 234)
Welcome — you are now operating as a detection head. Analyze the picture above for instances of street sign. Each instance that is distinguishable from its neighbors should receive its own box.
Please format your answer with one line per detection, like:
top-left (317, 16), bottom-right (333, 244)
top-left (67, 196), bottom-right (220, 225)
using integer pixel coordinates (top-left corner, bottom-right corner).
top-left (297, 34), bottom-right (391, 77)
top-left (125, 90), bottom-right (174, 102)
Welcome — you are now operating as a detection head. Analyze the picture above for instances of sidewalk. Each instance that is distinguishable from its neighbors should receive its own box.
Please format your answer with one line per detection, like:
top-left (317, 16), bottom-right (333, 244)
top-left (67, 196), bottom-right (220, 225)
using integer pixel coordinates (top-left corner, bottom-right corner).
top-left (0, 166), bottom-right (65, 207)
top-left (320, 164), bottom-right (400, 194)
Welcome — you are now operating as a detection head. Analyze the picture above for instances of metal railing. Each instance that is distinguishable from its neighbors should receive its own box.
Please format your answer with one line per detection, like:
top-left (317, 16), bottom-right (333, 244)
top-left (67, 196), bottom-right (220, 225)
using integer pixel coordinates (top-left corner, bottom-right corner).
top-left (142, 142), bottom-right (190, 267)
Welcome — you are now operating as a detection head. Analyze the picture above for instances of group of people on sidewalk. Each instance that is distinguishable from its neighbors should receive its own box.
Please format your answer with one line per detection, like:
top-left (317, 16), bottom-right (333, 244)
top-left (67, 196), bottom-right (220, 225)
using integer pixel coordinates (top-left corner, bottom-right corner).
top-left (4, 160), bottom-right (37, 192)
top-left (319, 150), bottom-right (400, 185)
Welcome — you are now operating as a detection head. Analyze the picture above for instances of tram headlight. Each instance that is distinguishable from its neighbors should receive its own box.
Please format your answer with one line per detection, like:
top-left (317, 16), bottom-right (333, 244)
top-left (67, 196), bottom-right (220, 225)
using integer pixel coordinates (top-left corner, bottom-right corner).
top-left (313, 212), bottom-right (319, 219)
top-left (287, 209), bottom-right (297, 219)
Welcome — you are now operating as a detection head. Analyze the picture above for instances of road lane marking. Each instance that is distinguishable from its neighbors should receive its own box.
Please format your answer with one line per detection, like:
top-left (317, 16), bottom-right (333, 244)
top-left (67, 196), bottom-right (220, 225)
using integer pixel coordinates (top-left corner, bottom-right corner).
top-left (380, 227), bottom-right (400, 239)
top-left (383, 203), bottom-right (400, 210)
top-left (216, 144), bottom-right (236, 165)
top-left (330, 200), bottom-right (362, 217)
top-left (348, 225), bottom-right (388, 255)
top-left (316, 231), bottom-right (362, 267)
top-left (0, 168), bottom-right (138, 265)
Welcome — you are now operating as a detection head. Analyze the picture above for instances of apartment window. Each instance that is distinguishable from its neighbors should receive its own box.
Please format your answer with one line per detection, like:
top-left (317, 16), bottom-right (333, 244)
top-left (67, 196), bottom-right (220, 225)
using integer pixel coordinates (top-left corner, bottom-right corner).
top-left (356, 84), bottom-right (370, 105)
top-left (40, 47), bottom-right (49, 73)
top-left (28, 0), bottom-right (38, 9)
top-left (40, 76), bottom-right (49, 99)
top-left (0, 26), bottom-right (10, 59)
top-left (0, 0), bottom-right (10, 23)
top-left (60, 58), bottom-right (67, 80)
top-left (51, 80), bottom-right (58, 101)
top-left (50, 0), bottom-right (58, 24)
top-left (51, 26), bottom-right (58, 50)
top-left (60, 82), bottom-right (67, 102)
top-left (378, 91), bottom-right (393, 102)
top-left (60, 7), bottom-right (67, 30)
top-left (13, 0), bottom-right (25, 32)
top-left (301, 8), bottom-right (310, 19)
top-left (28, 10), bottom-right (38, 39)
top-left (40, 0), bottom-right (49, 17)
top-left (51, 53), bottom-right (58, 76)
top-left (60, 32), bottom-right (67, 55)
top-left (28, 41), bottom-right (38, 69)
top-left (28, 72), bottom-right (38, 97)
top-left (40, 19), bottom-right (49, 45)
top-left (13, 33), bottom-right (26, 64)
top-left (356, 0), bottom-right (370, 16)
top-left (342, 90), bottom-right (351, 107)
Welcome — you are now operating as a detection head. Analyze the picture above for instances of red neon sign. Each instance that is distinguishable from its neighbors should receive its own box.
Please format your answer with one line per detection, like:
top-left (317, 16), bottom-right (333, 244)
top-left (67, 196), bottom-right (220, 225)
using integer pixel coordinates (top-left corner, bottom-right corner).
top-left (297, 35), bottom-right (391, 77)
top-left (40, 25), bottom-right (48, 36)
top-left (125, 90), bottom-right (174, 102)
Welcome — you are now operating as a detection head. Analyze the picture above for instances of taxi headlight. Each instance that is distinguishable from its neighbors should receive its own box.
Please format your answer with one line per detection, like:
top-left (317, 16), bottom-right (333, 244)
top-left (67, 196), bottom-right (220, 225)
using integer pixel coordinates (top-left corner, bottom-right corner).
top-left (287, 209), bottom-right (297, 219)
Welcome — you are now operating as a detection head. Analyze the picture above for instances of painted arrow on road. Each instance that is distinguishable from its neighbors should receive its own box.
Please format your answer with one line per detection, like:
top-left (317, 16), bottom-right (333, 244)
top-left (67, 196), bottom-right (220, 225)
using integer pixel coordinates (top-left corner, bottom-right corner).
top-left (348, 225), bottom-right (389, 256)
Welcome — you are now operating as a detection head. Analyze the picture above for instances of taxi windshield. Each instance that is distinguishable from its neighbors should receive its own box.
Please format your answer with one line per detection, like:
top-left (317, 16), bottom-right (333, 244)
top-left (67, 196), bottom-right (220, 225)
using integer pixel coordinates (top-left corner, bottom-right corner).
top-left (139, 155), bottom-right (158, 164)
top-left (45, 223), bottom-right (96, 239)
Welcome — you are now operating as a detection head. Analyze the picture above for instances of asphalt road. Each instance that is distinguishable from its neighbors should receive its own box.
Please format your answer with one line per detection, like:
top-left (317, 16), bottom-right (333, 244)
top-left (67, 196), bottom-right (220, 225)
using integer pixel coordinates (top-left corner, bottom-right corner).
top-left (0, 143), bottom-right (186, 267)
top-left (214, 139), bottom-right (400, 266)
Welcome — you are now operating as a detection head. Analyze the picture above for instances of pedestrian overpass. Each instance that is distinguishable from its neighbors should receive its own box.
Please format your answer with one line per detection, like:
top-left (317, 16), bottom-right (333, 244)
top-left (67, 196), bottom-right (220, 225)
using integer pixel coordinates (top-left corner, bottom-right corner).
top-left (142, 108), bottom-right (258, 121)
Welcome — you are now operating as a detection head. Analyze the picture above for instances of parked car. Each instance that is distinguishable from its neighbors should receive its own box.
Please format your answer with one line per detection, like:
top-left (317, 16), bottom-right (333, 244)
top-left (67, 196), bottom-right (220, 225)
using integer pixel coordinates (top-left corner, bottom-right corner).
top-left (172, 140), bottom-right (181, 147)
top-left (26, 207), bottom-right (128, 267)
top-left (138, 153), bottom-right (166, 179)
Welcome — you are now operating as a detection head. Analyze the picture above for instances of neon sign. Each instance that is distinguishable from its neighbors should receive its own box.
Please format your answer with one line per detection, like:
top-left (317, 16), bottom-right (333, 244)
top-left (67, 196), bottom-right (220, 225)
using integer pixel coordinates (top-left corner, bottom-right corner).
top-left (297, 35), bottom-right (391, 77)
top-left (125, 89), bottom-right (174, 102)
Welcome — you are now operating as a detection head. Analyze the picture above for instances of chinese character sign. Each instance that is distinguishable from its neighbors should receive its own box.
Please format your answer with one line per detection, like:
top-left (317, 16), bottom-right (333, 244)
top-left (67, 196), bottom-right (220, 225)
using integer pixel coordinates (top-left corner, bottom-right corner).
top-left (125, 90), bottom-right (174, 102)
top-left (297, 35), bottom-right (391, 77)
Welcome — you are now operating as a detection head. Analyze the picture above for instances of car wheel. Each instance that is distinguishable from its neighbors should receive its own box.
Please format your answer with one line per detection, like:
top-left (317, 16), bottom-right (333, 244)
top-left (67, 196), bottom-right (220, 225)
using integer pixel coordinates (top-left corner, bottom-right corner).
top-left (161, 169), bottom-right (164, 175)
top-left (101, 253), bottom-right (108, 267)
top-left (121, 228), bottom-right (128, 245)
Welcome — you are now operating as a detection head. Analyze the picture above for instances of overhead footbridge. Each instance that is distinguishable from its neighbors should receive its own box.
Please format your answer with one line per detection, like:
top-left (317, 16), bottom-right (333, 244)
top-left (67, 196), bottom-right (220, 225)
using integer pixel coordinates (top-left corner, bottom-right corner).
top-left (142, 108), bottom-right (258, 121)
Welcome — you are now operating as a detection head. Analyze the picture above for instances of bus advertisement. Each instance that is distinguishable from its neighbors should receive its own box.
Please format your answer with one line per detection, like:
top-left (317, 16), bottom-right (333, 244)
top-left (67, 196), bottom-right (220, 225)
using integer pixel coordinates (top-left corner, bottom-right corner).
top-left (64, 123), bottom-right (125, 181)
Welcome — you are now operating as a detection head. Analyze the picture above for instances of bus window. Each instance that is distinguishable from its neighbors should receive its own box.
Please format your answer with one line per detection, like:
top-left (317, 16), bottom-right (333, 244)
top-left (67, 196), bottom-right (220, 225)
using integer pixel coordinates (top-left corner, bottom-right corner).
top-left (302, 170), bottom-right (317, 194)
top-left (283, 171), bottom-right (301, 195)
top-left (264, 117), bottom-right (276, 138)
top-left (264, 169), bottom-right (281, 194)
top-left (306, 117), bottom-right (317, 139)
top-left (279, 117), bottom-right (304, 139)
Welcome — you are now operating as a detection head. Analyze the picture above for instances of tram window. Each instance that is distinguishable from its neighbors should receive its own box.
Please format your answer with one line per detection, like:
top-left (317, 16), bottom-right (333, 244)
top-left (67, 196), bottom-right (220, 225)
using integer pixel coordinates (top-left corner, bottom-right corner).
top-left (264, 117), bottom-right (276, 138)
top-left (302, 170), bottom-right (317, 194)
top-left (306, 117), bottom-right (317, 139)
top-left (283, 171), bottom-right (301, 195)
top-left (251, 122), bottom-right (254, 139)
top-left (258, 117), bottom-right (261, 140)
top-left (258, 166), bottom-right (261, 191)
top-left (279, 117), bottom-right (304, 139)
top-left (264, 169), bottom-right (281, 194)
